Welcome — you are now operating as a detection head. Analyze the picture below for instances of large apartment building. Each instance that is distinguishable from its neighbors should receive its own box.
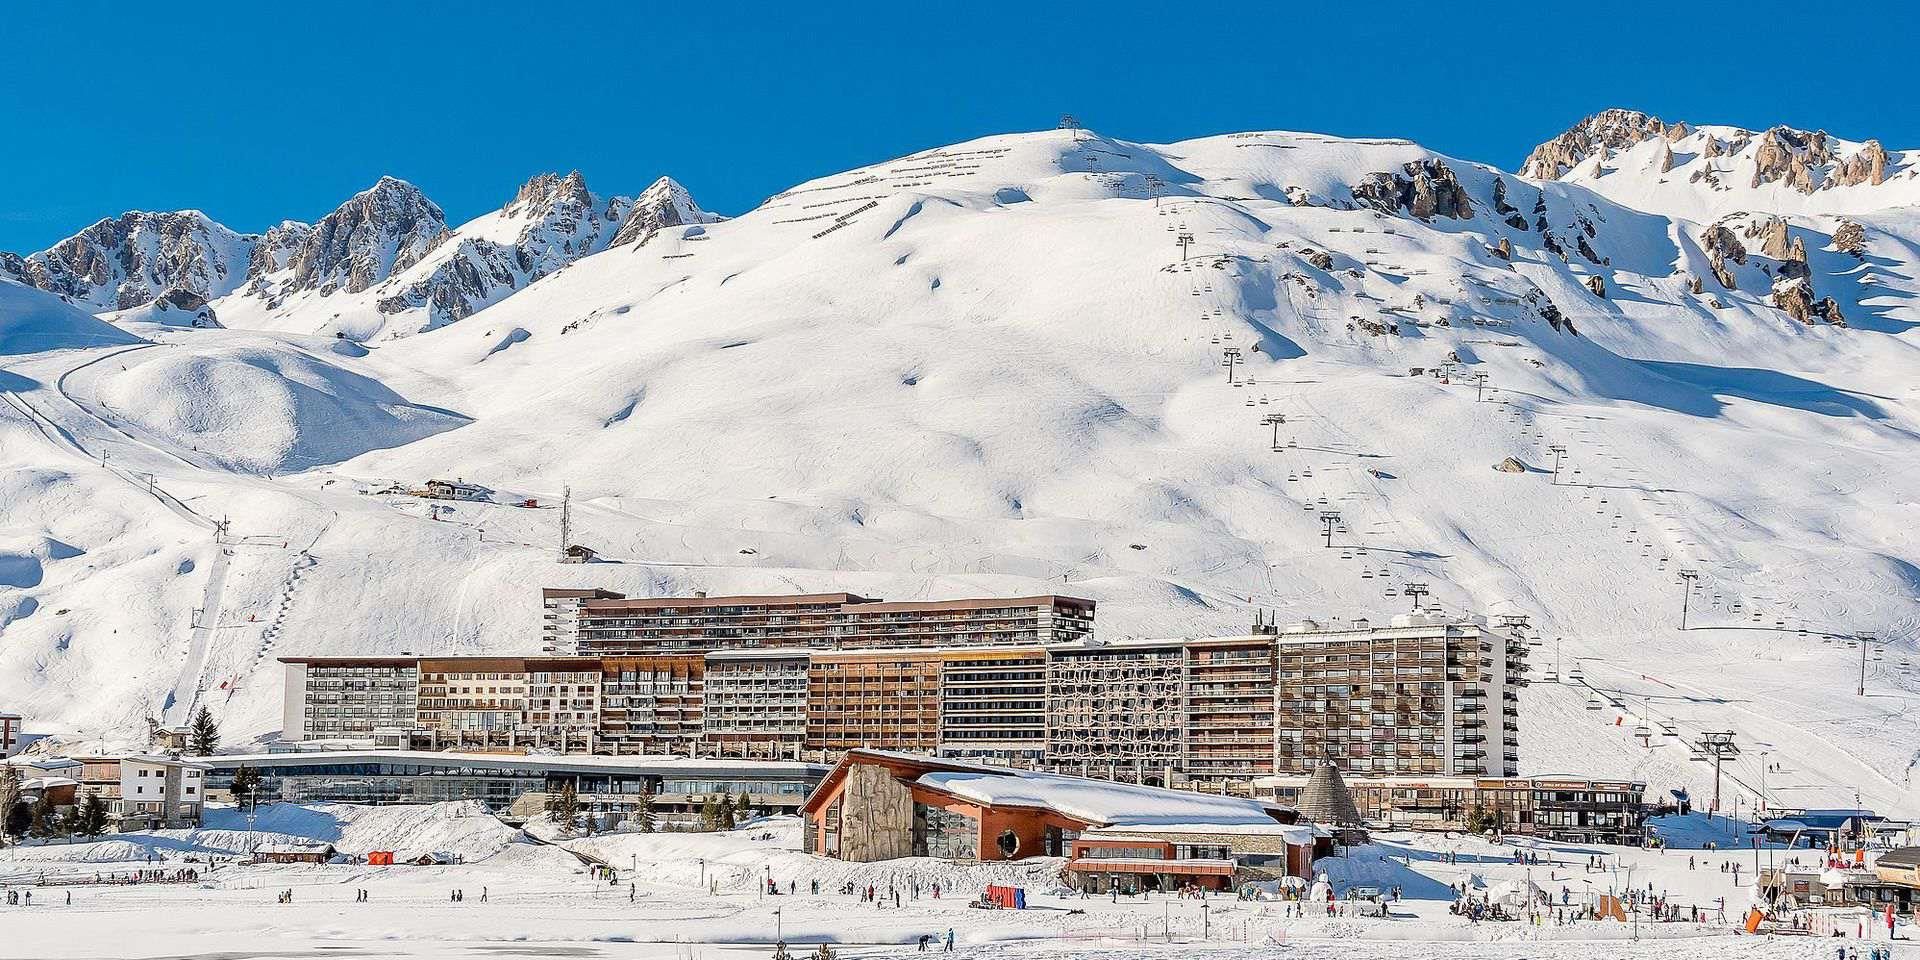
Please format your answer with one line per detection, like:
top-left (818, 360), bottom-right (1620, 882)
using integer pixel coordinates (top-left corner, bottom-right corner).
top-left (541, 590), bottom-right (1096, 655)
top-left (1272, 615), bottom-right (1526, 778)
top-left (289, 594), bottom-right (1523, 793)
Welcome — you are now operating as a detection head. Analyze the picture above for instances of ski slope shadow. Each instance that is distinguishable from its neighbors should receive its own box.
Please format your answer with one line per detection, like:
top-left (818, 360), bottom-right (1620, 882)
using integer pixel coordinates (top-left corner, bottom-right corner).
top-left (1628, 359), bottom-right (1889, 420)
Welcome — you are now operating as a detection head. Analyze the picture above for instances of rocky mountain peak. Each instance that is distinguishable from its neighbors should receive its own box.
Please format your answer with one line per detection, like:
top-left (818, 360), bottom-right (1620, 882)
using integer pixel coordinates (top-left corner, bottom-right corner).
top-left (1522, 108), bottom-right (1673, 180)
top-left (264, 177), bottom-right (449, 298)
top-left (9, 209), bottom-right (255, 312)
top-left (611, 176), bottom-right (719, 247)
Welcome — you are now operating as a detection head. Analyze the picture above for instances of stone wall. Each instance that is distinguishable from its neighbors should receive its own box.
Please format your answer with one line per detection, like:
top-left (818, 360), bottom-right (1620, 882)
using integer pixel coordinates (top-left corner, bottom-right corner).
top-left (838, 763), bottom-right (914, 862)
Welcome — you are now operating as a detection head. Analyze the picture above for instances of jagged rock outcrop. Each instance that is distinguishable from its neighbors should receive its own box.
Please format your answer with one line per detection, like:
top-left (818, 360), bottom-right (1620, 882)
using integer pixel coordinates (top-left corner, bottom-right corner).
top-left (11, 210), bottom-right (254, 312)
top-left (1700, 224), bottom-right (1747, 290)
top-left (1666, 121), bottom-right (1691, 141)
top-left (1494, 456), bottom-right (1529, 474)
top-left (1522, 108), bottom-right (1671, 179)
top-left (372, 172), bottom-right (637, 328)
top-left (1350, 160), bottom-right (1473, 220)
top-left (1833, 140), bottom-right (1890, 187)
top-left (611, 176), bottom-right (720, 247)
top-left (1655, 139), bottom-right (1675, 173)
top-left (0, 251), bottom-right (25, 284)
top-left (1585, 275), bottom-right (1607, 298)
top-left (1749, 127), bottom-right (1838, 193)
top-left (1832, 220), bottom-right (1867, 258)
top-left (154, 287), bottom-right (220, 327)
top-left (1772, 276), bottom-right (1845, 326)
top-left (1750, 216), bottom-right (1794, 260)
top-left (261, 177), bottom-right (449, 298)
top-left (1299, 248), bottom-right (1334, 271)
top-left (1490, 237), bottom-right (1513, 260)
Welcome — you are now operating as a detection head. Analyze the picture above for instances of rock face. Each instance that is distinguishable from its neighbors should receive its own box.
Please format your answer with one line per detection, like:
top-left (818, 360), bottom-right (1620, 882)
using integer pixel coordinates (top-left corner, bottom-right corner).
top-left (1350, 160), bottom-right (1473, 220)
top-left (1585, 275), bottom-right (1607, 298)
top-left (1832, 220), bottom-right (1867, 258)
top-left (1521, 108), bottom-right (1671, 180)
top-left (374, 172), bottom-right (637, 329)
top-left (1299, 248), bottom-right (1334, 271)
top-left (155, 287), bottom-right (220, 327)
top-left (1494, 456), bottom-right (1530, 473)
top-left (1749, 127), bottom-right (1826, 192)
top-left (1700, 224), bottom-right (1747, 290)
top-left (11, 210), bottom-right (255, 312)
top-left (1833, 140), bottom-right (1890, 187)
top-left (259, 177), bottom-right (449, 299)
top-left (1772, 276), bottom-right (1845, 326)
top-left (1751, 216), bottom-right (1795, 260)
top-left (611, 176), bottom-right (720, 247)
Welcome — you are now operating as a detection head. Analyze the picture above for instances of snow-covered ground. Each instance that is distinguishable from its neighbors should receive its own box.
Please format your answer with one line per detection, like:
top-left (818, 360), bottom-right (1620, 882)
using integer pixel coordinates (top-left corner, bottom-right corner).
top-left (0, 808), bottom-right (1908, 959)
top-left (5, 115), bottom-right (1920, 823)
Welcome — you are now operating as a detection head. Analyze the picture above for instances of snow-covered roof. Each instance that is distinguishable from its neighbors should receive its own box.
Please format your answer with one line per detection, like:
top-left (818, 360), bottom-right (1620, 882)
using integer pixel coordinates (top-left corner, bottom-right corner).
top-left (917, 769), bottom-right (1291, 831)
top-left (256, 842), bottom-right (335, 854)
top-left (20, 776), bottom-right (77, 790)
top-left (124, 754), bottom-right (212, 769)
top-left (1082, 822), bottom-right (1328, 844)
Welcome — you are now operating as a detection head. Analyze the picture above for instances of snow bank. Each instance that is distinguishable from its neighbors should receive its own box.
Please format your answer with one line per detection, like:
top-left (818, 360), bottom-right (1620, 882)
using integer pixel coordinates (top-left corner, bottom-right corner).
top-left (0, 279), bottom-right (144, 356)
top-left (4, 801), bottom-right (521, 864)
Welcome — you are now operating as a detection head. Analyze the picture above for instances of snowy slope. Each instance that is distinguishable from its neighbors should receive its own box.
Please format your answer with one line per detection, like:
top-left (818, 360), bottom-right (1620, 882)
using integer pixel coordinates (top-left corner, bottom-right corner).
top-left (4, 120), bottom-right (1920, 822)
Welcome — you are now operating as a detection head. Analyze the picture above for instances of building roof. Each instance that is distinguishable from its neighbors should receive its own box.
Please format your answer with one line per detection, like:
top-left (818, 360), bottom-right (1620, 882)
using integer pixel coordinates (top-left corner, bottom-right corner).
top-left (1877, 847), bottom-right (1920, 870)
top-left (0, 711), bottom-right (22, 720)
top-left (1295, 762), bottom-right (1363, 827)
top-left (124, 755), bottom-right (212, 769)
top-left (203, 750), bottom-right (829, 778)
top-left (806, 749), bottom-right (1297, 833)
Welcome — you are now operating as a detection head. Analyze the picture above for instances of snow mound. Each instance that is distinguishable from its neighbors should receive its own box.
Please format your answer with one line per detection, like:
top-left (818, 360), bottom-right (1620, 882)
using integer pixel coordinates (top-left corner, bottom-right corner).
top-left (4, 801), bottom-right (521, 864)
top-left (0, 279), bottom-right (144, 356)
top-left (93, 343), bottom-right (469, 473)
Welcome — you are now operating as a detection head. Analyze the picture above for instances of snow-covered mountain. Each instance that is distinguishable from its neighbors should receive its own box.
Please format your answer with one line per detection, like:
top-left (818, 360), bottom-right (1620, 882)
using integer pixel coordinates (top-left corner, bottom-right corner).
top-left (4, 113), bottom-right (1920, 819)
top-left (2, 210), bottom-right (256, 312)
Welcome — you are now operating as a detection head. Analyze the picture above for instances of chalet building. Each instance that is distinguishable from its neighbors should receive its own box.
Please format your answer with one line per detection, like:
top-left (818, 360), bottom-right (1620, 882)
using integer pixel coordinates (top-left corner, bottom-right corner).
top-left (422, 479), bottom-right (488, 502)
top-left (801, 750), bottom-right (1329, 891)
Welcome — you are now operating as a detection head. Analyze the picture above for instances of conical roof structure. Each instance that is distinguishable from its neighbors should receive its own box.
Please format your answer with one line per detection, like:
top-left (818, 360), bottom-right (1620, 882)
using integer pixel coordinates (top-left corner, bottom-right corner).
top-left (1296, 760), bottom-right (1361, 826)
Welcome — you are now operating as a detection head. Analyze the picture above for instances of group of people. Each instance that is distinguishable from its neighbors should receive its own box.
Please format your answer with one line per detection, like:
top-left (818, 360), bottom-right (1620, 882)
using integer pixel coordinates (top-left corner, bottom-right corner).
top-left (448, 887), bottom-right (486, 902)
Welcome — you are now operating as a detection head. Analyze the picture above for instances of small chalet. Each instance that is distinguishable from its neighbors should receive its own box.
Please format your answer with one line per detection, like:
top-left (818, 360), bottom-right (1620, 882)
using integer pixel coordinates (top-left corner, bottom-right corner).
top-left (801, 749), bottom-right (1330, 893)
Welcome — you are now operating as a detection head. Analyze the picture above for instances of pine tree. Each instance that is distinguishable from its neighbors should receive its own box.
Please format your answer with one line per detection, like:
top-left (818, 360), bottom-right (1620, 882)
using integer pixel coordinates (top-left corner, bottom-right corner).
top-left (78, 794), bottom-right (109, 838)
top-left (636, 783), bottom-right (655, 834)
top-left (733, 791), bottom-right (752, 825)
top-left (699, 795), bottom-right (721, 831)
top-left (29, 792), bottom-right (61, 839)
top-left (229, 765), bottom-right (262, 809)
top-left (547, 782), bottom-right (580, 833)
top-left (717, 792), bottom-right (736, 830)
top-left (188, 706), bottom-right (221, 755)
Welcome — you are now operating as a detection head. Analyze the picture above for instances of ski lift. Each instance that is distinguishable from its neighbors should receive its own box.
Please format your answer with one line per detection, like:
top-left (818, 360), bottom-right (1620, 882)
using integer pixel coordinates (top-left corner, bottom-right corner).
top-left (1384, 587), bottom-right (1399, 597)
top-left (1361, 570), bottom-right (1375, 579)
top-left (1542, 667), bottom-right (1559, 683)
top-left (1245, 399), bottom-right (1256, 407)
top-left (1286, 473), bottom-right (1298, 482)
top-left (1568, 664), bottom-right (1585, 681)
top-left (1585, 695), bottom-right (1603, 711)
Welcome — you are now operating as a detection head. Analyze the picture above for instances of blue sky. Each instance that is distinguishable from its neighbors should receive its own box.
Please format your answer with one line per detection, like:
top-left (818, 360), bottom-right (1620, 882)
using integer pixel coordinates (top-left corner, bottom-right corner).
top-left (5, 1), bottom-right (1914, 251)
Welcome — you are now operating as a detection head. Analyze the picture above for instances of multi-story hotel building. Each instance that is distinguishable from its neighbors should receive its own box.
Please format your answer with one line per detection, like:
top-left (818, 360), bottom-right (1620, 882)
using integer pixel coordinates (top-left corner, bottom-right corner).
top-left (1259, 774), bottom-right (1648, 845)
top-left (542, 590), bottom-right (1096, 655)
top-left (284, 596), bottom-right (1522, 795)
top-left (1272, 615), bottom-right (1526, 778)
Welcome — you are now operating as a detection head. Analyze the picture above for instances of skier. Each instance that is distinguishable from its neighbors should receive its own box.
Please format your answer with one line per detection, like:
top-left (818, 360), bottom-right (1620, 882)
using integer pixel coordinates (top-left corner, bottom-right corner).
top-left (944, 928), bottom-right (955, 953)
